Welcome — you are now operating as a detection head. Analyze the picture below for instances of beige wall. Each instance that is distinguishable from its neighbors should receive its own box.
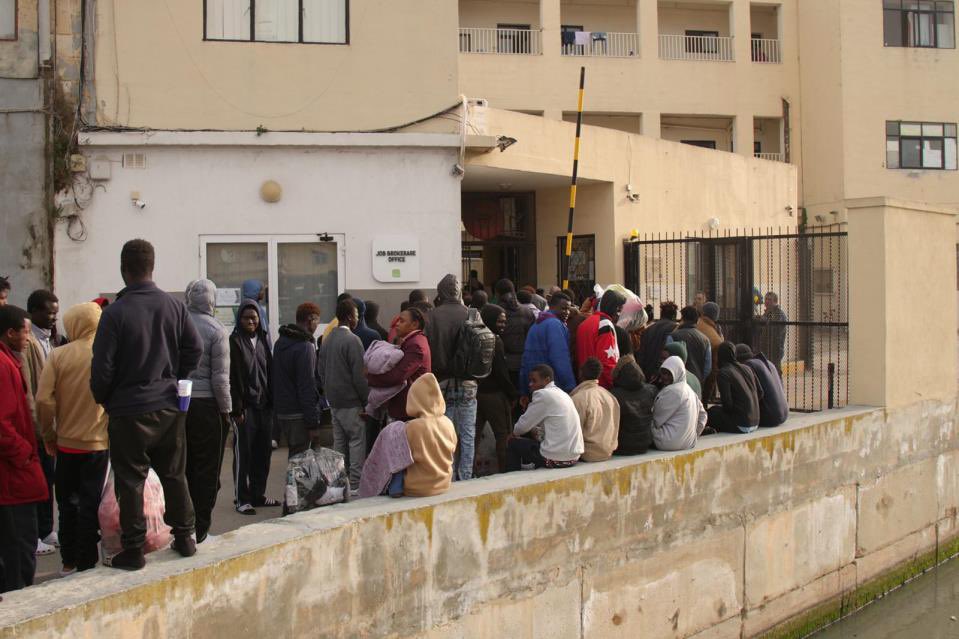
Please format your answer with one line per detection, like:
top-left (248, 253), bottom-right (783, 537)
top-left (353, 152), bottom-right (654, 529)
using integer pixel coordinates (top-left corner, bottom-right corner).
top-left (658, 4), bottom-right (731, 37)
top-left (562, 112), bottom-right (642, 134)
top-left (660, 115), bottom-right (734, 150)
top-left (0, 0), bottom-right (39, 77)
top-left (561, 0), bottom-right (637, 32)
top-left (459, 0), bottom-right (541, 28)
top-left (750, 4), bottom-right (779, 37)
top-left (93, 0), bottom-right (460, 131)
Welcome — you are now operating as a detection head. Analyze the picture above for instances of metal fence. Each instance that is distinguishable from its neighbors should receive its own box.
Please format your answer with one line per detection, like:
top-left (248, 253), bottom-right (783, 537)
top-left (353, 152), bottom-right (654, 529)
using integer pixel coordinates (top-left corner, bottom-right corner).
top-left (624, 225), bottom-right (848, 412)
top-left (459, 27), bottom-right (542, 55)
top-left (561, 32), bottom-right (640, 58)
top-left (659, 34), bottom-right (735, 61)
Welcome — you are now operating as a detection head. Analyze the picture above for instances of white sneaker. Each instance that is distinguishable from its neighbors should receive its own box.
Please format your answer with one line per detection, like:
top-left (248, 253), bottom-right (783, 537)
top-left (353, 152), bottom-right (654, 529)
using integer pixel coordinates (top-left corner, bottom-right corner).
top-left (58, 566), bottom-right (77, 577)
top-left (36, 539), bottom-right (56, 556)
top-left (42, 532), bottom-right (60, 547)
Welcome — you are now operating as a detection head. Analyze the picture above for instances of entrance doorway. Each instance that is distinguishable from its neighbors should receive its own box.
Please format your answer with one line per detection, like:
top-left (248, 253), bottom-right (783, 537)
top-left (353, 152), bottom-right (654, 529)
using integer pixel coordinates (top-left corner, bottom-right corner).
top-left (556, 234), bottom-right (596, 304)
top-left (461, 192), bottom-right (537, 293)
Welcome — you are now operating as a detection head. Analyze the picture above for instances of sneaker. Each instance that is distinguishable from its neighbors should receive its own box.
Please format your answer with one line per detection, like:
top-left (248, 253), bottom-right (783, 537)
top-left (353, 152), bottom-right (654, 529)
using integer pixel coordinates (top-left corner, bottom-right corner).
top-left (236, 503), bottom-right (257, 515)
top-left (42, 532), bottom-right (60, 547)
top-left (271, 439), bottom-right (279, 450)
top-left (58, 565), bottom-right (77, 577)
top-left (171, 536), bottom-right (197, 558)
top-left (36, 539), bottom-right (55, 556)
top-left (109, 548), bottom-right (146, 571)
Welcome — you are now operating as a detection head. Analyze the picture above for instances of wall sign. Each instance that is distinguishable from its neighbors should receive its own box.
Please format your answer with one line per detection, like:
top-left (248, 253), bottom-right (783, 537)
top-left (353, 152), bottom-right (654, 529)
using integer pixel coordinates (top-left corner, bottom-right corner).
top-left (372, 235), bottom-right (420, 282)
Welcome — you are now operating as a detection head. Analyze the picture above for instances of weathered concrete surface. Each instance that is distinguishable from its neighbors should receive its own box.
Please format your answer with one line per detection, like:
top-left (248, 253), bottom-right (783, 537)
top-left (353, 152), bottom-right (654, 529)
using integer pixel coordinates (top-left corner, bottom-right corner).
top-left (0, 401), bottom-right (957, 639)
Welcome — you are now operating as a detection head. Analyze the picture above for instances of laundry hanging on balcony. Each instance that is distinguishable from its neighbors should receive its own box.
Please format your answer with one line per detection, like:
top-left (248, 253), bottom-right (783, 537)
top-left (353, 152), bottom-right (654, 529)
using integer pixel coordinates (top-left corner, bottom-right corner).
top-left (562, 31), bottom-right (576, 46)
top-left (574, 31), bottom-right (592, 46)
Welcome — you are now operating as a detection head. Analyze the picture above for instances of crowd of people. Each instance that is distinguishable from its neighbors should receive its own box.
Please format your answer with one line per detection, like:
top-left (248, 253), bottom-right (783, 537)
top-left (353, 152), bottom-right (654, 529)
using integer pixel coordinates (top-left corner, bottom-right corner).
top-left (0, 238), bottom-right (791, 593)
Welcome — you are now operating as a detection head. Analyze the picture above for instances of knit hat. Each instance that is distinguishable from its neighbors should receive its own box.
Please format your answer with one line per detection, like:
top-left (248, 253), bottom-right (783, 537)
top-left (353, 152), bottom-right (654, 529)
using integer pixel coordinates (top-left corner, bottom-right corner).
top-left (735, 343), bottom-right (753, 362)
top-left (702, 302), bottom-right (720, 320)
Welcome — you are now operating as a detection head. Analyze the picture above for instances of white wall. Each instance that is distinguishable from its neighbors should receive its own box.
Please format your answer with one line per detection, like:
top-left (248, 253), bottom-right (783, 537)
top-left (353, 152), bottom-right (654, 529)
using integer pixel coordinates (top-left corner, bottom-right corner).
top-left (54, 141), bottom-right (462, 314)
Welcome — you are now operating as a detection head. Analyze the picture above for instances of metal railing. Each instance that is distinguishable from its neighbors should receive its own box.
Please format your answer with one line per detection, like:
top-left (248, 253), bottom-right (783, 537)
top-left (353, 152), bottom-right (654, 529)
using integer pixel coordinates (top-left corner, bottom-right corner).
top-left (754, 152), bottom-right (785, 162)
top-left (751, 38), bottom-right (782, 63)
top-left (561, 32), bottom-right (640, 58)
top-left (659, 34), bottom-right (735, 61)
top-left (458, 27), bottom-right (542, 55)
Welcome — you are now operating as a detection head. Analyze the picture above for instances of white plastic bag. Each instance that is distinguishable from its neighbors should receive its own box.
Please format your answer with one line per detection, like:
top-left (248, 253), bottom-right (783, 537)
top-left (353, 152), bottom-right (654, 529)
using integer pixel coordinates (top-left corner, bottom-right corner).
top-left (99, 467), bottom-right (173, 560)
top-left (283, 448), bottom-right (350, 515)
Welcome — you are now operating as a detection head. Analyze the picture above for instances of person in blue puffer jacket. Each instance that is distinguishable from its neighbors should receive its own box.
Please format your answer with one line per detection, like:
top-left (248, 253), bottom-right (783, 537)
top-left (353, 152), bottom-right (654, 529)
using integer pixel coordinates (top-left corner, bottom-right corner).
top-left (519, 293), bottom-right (576, 397)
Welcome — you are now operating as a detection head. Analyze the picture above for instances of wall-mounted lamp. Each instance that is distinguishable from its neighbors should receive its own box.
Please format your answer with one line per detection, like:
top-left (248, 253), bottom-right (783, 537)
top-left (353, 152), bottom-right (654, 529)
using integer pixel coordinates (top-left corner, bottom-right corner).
top-left (707, 217), bottom-right (721, 230)
top-left (785, 205), bottom-right (794, 216)
top-left (260, 180), bottom-right (282, 203)
top-left (626, 184), bottom-right (639, 202)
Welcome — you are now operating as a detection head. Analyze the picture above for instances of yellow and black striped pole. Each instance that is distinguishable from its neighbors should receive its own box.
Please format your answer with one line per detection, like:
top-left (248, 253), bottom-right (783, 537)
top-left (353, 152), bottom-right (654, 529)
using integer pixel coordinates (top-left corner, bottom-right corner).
top-left (562, 66), bottom-right (586, 290)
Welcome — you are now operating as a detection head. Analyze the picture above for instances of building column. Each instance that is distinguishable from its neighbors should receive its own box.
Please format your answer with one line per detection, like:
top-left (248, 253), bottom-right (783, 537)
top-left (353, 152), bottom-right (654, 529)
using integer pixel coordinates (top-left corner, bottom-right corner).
top-left (540, 0), bottom-right (561, 59)
top-left (733, 113), bottom-right (753, 157)
top-left (642, 111), bottom-right (661, 138)
top-left (730, 0), bottom-right (751, 63)
top-left (638, 0), bottom-right (659, 60)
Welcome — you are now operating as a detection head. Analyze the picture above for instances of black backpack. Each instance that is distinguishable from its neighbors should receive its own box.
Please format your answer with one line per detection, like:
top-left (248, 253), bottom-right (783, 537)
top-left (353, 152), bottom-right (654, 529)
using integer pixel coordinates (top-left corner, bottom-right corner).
top-left (451, 308), bottom-right (496, 379)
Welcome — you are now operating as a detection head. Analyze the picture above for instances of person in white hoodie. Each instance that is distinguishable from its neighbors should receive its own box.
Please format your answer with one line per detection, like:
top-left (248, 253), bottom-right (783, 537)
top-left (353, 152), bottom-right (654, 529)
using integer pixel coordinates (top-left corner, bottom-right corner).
top-left (506, 364), bottom-right (584, 471)
top-left (651, 356), bottom-right (707, 451)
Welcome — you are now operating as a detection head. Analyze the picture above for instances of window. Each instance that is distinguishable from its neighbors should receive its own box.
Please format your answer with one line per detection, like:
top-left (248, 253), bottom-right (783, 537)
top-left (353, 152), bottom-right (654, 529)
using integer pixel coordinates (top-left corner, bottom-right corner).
top-left (685, 29), bottom-right (719, 54)
top-left (0, 0), bottom-right (15, 40)
top-left (497, 23), bottom-right (533, 54)
top-left (886, 121), bottom-right (958, 170)
top-left (883, 1), bottom-right (955, 48)
top-left (204, 0), bottom-right (348, 44)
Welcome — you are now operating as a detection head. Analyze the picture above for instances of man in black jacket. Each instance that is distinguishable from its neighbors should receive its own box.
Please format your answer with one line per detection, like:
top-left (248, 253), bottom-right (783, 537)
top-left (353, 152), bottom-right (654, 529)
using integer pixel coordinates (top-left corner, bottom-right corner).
top-left (669, 306), bottom-right (712, 385)
top-left (90, 239), bottom-right (202, 570)
top-left (273, 302), bottom-right (322, 457)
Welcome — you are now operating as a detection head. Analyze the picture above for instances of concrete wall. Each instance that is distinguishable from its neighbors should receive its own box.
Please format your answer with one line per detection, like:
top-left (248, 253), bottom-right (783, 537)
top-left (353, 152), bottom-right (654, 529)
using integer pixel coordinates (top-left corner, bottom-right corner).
top-left (0, 0), bottom-right (39, 77)
top-left (2, 402), bottom-right (958, 638)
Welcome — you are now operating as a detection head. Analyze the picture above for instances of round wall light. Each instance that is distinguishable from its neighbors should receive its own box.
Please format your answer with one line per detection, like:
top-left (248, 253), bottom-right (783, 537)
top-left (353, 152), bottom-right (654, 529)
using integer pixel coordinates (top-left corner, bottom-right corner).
top-left (260, 180), bottom-right (282, 203)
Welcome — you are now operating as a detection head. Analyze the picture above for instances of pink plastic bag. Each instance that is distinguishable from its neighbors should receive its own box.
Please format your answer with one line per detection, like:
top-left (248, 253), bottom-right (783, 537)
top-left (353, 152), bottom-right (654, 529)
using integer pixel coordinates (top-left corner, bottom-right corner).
top-left (99, 467), bottom-right (173, 560)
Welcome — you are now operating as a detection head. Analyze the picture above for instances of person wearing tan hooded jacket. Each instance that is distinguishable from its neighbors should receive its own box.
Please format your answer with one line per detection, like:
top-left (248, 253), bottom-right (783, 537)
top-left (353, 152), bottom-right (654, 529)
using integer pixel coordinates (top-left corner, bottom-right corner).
top-left (35, 302), bottom-right (109, 573)
top-left (403, 373), bottom-right (457, 497)
top-left (570, 357), bottom-right (621, 462)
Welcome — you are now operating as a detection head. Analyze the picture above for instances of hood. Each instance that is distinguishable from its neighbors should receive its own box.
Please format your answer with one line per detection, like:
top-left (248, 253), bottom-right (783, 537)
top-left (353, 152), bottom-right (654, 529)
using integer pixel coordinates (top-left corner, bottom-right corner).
top-left (702, 301), bottom-right (720, 321)
top-left (617, 300), bottom-right (648, 332)
top-left (436, 274), bottom-right (462, 304)
top-left (365, 300), bottom-right (381, 324)
top-left (353, 297), bottom-right (367, 319)
top-left (406, 373), bottom-right (446, 418)
top-left (241, 279), bottom-right (264, 302)
top-left (63, 302), bottom-right (101, 341)
top-left (234, 299), bottom-right (268, 336)
top-left (277, 323), bottom-right (315, 344)
top-left (718, 341), bottom-right (737, 368)
top-left (664, 340), bottom-right (688, 363)
top-left (499, 291), bottom-right (520, 311)
top-left (661, 356), bottom-right (687, 385)
top-left (735, 343), bottom-right (753, 363)
top-left (185, 278), bottom-right (216, 316)
top-left (612, 354), bottom-right (646, 390)
top-left (535, 309), bottom-right (560, 325)
top-left (480, 303), bottom-right (505, 333)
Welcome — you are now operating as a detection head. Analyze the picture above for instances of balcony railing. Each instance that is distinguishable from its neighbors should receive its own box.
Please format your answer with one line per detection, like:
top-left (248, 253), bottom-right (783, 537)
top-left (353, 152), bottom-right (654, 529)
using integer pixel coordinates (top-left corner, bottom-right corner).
top-left (658, 34), bottom-right (734, 61)
top-left (459, 27), bottom-right (542, 55)
top-left (561, 32), bottom-right (640, 58)
top-left (751, 38), bottom-right (782, 63)
top-left (754, 152), bottom-right (785, 162)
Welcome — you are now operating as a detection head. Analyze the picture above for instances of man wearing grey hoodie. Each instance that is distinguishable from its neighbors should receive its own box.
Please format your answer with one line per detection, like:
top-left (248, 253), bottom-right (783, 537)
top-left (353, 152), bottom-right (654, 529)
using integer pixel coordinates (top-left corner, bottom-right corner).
top-left (184, 279), bottom-right (232, 543)
top-left (426, 274), bottom-right (478, 481)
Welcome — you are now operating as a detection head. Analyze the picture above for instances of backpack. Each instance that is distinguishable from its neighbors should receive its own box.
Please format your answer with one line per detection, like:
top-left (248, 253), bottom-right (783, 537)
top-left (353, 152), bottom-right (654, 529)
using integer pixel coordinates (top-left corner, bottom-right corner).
top-left (452, 308), bottom-right (496, 379)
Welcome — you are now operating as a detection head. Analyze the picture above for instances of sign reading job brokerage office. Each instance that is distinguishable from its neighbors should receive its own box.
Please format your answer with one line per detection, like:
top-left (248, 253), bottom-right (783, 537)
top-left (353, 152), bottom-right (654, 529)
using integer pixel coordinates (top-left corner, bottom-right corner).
top-left (372, 235), bottom-right (420, 283)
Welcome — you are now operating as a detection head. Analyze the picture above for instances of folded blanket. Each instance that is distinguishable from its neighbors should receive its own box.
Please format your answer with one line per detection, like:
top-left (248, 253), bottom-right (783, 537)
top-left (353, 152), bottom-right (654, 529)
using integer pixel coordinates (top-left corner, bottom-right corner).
top-left (359, 421), bottom-right (413, 498)
top-left (365, 340), bottom-right (405, 414)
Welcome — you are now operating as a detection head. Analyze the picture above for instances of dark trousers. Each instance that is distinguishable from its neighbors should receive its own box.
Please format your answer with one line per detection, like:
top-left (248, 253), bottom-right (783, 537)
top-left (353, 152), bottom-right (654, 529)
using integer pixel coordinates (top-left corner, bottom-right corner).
top-left (282, 416), bottom-right (313, 458)
top-left (477, 392), bottom-right (513, 473)
top-left (707, 405), bottom-right (749, 434)
top-left (55, 450), bottom-right (109, 570)
top-left (37, 444), bottom-right (55, 539)
top-left (233, 408), bottom-right (272, 506)
top-left (185, 399), bottom-right (228, 542)
top-left (108, 409), bottom-right (195, 549)
top-left (505, 437), bottom-right (547, 472)
top-left (0, 503), bottom-right (38, 593)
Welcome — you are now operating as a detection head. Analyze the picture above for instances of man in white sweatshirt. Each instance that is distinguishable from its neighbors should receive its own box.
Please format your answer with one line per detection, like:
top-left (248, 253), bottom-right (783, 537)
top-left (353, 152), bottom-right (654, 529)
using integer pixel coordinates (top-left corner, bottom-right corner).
top-left (506, 364), bottom-right (584, 471)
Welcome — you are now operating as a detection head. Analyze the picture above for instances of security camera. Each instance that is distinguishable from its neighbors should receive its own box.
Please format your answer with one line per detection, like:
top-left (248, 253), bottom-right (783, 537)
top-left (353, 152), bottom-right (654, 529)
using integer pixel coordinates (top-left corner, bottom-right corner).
top-left (132, 199), bottom-right (146, 209)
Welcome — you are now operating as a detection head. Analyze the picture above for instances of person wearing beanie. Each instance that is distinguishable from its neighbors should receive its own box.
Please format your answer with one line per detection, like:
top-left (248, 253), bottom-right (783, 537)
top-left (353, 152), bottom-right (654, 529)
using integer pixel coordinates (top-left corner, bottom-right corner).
top-left (697, 301), bottom-right (724, 401)
top-left (476, 304), bottom-right (518, 473)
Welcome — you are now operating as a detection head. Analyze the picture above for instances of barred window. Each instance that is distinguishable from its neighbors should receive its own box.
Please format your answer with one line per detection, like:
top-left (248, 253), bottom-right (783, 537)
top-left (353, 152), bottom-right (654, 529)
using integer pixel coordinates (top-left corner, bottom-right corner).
top-left (883, 1), bottom-right (955, 48)
top-left (204, 0), bottom-right (348, 44)
top-left (886, 121), bottom-right (958, 170)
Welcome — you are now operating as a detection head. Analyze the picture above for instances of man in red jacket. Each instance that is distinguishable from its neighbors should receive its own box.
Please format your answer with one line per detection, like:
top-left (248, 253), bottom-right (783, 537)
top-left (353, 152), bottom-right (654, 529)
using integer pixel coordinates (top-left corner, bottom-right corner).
top-left (0, 305), bottom-right (48, 592)
top-left (575, 289), bottom-right (627, 389)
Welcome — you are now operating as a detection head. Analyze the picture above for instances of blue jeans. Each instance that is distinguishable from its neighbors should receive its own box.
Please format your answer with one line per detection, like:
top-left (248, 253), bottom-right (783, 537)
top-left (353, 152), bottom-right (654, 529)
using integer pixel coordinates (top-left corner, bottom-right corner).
top-left (444, 381), bottom-right (478, 481)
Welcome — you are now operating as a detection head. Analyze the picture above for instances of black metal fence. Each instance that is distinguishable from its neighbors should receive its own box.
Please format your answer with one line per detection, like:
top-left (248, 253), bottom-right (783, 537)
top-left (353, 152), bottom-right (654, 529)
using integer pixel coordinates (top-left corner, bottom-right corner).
top-left (624, 225), bottom-right (848, 412)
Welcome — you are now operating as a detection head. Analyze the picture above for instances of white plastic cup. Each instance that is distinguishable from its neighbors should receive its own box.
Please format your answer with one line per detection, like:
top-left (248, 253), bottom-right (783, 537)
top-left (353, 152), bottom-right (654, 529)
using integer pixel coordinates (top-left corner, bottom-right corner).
top-left (177, 379), bottom-right (192, 412)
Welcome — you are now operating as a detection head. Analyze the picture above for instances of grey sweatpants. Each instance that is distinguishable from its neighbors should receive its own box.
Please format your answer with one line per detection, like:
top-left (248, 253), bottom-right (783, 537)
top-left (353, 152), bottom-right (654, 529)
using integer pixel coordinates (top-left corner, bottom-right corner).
top-left (331, 407), bottom-right (366, 490)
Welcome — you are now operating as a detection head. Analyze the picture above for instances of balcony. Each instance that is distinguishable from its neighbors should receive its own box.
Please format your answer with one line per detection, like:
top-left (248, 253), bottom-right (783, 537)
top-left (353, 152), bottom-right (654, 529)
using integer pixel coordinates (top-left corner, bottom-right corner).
top-left (754, 152), bottom-right (784, 162)
top-left (658, 34), bottom-right (735, 61)
top-left (750, 37), bottom-right (781, 63)
top-left (459, 27), bottom-right (543, 55)
top-left (561, 31), bottom-right (640, 57)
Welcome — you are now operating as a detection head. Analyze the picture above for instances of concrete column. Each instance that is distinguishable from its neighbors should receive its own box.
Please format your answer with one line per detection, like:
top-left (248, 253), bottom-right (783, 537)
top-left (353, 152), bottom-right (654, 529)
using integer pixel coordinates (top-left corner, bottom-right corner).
top-left (540, 0), bottom-right (561, 59)
top-left (847, 198), bottom-right (957, 407)
top-left (642, 111), bottom-right (661, 138)
top-left (733, 113), bottom-right (753, 156)
top-left (638, 0), bottom-right (659, 60)
top-left (730, 0), bottom-right (751, 63)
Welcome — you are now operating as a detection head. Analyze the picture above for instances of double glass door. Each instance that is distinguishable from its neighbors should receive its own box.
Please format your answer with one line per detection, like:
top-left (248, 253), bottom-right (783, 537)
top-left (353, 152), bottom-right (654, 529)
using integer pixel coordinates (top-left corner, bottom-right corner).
top-left (200, 235), bottom-right (344, 343)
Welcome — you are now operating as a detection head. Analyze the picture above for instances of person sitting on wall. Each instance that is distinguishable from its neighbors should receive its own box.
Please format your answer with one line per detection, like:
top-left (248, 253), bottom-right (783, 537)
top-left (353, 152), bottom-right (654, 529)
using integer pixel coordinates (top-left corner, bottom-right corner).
top-left (403, 374), bottom-right (458, 497)
top-left (651, 356), bottom-right (707, 451)
top-left (570, 357), bottom-right (621, 463)
top-left (638, 301), bottom-right (679, 379)
top-left (736, 344), bottom-right (788, 427)
top-left (506, 365), bottom-right (584, 471)
top-left (658, 341), bottom-right (703, 399)
top-left (611, 354), bottom-right (657, 456)
top-left (707, 342), bottom-right (763, 434)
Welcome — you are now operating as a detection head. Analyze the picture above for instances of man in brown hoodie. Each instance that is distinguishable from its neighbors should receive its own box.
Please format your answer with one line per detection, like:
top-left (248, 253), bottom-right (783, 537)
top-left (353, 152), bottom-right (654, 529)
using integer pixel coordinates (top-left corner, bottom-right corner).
top-left (36, 302), bottom-right (109, 574)
top-left (404, 374), bottom-right (457, 497)
top-left (696, 301), bottom-right (724, 401)
top-left (570, 357), bottom-right (620, 462)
